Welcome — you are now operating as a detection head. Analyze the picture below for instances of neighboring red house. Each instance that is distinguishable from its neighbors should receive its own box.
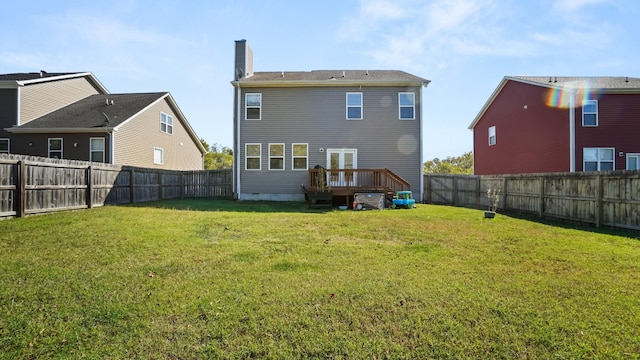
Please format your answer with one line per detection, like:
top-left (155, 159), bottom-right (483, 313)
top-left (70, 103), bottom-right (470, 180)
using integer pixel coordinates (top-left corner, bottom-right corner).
top-left (469, 76), bottom-right (640, 175)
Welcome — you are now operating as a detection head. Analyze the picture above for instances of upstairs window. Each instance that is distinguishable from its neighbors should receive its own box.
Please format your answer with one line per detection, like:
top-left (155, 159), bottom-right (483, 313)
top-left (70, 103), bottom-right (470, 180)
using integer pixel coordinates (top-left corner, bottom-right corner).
top-left (292, 143), bottom-right (308, 170)
top-left (269, 143), bottom-right (284, 170)
top-left (246, 93), bottom-right (262, 120)
top-left (160, 113), bottom-right (173, 134)
top-left (582, 100), bottom-right (598, 126)
top-left (346, 92), bottom-right (362, 120)
top-left (48, 138), bottom-right (63, 159)
top-left (90, 138), bottom-right (105, 163)
top-left (584, 147), bottom-right (614, 171)
top-left (488, 126), bottom-right (496, 146)
top-left (0, 139), bottom-right (8, 154)
top-left (399, 92), bottom-right (415, 120)
top-left (245, 143), bottom-right (261, 170)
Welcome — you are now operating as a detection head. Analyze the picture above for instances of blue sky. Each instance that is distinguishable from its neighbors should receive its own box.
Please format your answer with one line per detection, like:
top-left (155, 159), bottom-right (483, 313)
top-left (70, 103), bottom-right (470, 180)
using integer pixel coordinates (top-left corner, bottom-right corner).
top-left (1, 0), bottom-right (638, 161)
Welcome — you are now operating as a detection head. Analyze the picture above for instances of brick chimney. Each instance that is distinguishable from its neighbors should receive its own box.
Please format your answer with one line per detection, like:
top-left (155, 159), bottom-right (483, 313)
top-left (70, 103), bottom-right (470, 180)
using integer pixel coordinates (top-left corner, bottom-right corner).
top-left (234, 39), bottom-right (253, 80)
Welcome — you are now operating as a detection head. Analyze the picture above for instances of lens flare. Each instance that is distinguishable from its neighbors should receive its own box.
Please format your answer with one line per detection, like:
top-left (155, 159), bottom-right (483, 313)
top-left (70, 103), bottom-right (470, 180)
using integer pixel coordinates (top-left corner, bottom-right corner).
top-left (544, 79), bottom-right (597, 109)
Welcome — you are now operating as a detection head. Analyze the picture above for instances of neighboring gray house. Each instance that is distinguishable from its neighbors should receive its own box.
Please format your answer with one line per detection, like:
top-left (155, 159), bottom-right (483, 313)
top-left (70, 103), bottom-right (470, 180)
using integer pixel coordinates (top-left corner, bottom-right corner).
top-left (0, 71), bottom-right (205, 170)
top-left (231, 40), bottom-right (430, 202)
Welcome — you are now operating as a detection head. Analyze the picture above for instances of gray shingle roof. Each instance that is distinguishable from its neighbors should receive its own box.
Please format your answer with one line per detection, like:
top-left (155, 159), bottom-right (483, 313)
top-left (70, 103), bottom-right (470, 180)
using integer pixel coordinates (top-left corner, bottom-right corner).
top-left (16, 93), bottom-right (167, 129)
top-left (0, 71), bottom-right (82, 81)
top-left (510, 76), bottom-right (640, 89)
top-left (238, 70), bottom-right (429, 85)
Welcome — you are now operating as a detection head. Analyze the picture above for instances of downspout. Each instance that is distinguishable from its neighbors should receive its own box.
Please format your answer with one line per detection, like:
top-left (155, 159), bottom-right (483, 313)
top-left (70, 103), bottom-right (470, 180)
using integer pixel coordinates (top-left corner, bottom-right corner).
top-left (109, 129), bottom-right (115, 164)
top-left (419, 85), bottom-right (424, 203)
top-left (569, 89), bottom-right (576, 172)
top-left (235, 82), bottom-right (241, 199)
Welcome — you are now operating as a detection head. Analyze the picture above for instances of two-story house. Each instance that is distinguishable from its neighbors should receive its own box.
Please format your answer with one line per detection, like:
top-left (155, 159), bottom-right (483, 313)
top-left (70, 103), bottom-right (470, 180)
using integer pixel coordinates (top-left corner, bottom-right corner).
top-left (0, 71), bottom-right (205, 170)
top-left (231, 40), bottom-right (430, 203)
top-left (469, 76), bottom-right (640, 175)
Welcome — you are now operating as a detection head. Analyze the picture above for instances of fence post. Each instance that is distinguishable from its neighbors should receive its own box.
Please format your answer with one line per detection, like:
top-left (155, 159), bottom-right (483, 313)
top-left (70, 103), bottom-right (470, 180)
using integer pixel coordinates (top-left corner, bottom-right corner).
top-left (158, 170), bottom-right (163, 200)
top-left (129, 168), bottom-right (135, 204)
top-left (476, 176), bottom-right (481, 209)
top-left (425, 174), bottom-right (431, 204)
top-left (17, 160), bottom-right (26, 217)
top-left (538, 176), bottom-right (544, 218)
top-left (502, 177), bottom-right (508, 211)
top-left (595, 174), bottom-right (602, 228)
top-left (86, 166), bottom-right (93, 209)
top-left (452, 175), bottom-right (458, 206)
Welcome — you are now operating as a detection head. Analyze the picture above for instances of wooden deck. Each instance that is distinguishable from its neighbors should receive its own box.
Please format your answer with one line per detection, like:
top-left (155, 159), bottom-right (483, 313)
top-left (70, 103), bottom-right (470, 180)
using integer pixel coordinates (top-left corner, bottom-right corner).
top-left (305, 168), bottom-right (411, 207)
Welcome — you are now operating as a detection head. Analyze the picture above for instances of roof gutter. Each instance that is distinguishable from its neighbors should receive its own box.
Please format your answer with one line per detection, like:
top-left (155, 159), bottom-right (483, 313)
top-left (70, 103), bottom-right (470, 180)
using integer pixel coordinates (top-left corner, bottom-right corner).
top-left (4, 127), bottom-right (115, 134)
top-left (231, 79), bottom-right (430, 88)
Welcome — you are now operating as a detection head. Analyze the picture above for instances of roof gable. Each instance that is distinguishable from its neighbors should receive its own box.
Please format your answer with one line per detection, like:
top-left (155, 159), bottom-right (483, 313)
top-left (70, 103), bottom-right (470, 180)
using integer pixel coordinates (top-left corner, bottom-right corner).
top-left (469, 76), bottom-right (640, 129)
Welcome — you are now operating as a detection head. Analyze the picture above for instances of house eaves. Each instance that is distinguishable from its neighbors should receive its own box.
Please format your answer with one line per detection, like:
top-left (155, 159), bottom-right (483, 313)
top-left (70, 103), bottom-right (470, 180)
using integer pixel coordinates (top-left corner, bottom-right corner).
top-left (5, 127), bottom-right (114, 134)
top-left (9, 72), bottom-right (110, 94)
top-left (232, 79), bottom-right (430, 88)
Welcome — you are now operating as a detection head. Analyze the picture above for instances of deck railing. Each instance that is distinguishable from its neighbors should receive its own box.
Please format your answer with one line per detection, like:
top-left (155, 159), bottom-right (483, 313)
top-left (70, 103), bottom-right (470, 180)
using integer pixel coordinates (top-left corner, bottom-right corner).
top-left (308, 168), bottom-right (411, 196)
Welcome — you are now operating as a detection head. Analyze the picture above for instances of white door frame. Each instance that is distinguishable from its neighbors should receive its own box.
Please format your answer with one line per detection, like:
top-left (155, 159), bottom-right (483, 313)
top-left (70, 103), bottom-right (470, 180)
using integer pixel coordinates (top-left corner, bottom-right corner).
top-left (326, 148), bottom-right (357, 186)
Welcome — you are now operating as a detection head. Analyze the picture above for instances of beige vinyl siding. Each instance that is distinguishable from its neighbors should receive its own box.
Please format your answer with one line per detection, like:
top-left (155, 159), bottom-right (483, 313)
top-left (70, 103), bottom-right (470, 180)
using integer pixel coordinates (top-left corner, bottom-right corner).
top-left (114, 98), bottom-right (203, 170)
top-left (19, 77), bottom-right (102, 125)
top-left (239, 85), bottom-right (422, 200)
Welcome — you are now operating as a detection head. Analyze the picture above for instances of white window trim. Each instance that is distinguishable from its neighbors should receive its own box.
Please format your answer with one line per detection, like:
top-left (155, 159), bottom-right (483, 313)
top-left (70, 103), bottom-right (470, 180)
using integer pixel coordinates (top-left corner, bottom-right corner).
top-left (583, 147), bottom-right (615, 171)
top-left (90, 137), bottom-right (106, 163)
top-left (154, 147), bottom-right (164, 164)
top-left (245, 143), bottom-right (261, 170)
top-left (488, 126), bottom-right (496, 146)
top-left (582, 100), bottom-right (598, 127)
top-left (346, 92), bottom-right (363, 120)
top-left (627, 153), bottom-right (640, 170)
top-left (292, 143), bottom-right (308, 171)
top-left (48, 138), bottom-right (63, 159)
top-left (160, 112), bottom-right (173, 134)
top-left (399, 92), bottom-right (415, 120)
top-left (245, 93), bottom-right (262, 120)
top-left (0, 138), bottom-right (9, 154)
top-left (268, 143), bottom-right (285, 171)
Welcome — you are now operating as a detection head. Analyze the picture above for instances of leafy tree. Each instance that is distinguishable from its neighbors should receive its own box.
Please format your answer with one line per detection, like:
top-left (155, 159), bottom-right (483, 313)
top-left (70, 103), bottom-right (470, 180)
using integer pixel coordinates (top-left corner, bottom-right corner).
top-left (200, 138), bottom-right (233, 170)
top-left (423, 151), bottom-right (473, 174)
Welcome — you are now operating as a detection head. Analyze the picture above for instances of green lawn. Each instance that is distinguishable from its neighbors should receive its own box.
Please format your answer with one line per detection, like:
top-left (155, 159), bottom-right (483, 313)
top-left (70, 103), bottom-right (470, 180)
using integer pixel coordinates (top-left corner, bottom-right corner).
top-left (1, 200), bottom-right (639, 359)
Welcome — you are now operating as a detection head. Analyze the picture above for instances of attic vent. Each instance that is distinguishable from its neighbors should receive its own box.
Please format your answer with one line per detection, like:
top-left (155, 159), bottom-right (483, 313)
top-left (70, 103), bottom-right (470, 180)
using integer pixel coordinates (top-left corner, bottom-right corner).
top-left (365, 70), bottom-right (369, 76)
top-left (105, 99), bottom-right (114, 105)
top-left (281, 71), bottom-right (285, 77)
top-left (625, 76), bottom-right (629, 83)
top-left (342, 71), bottom-right (346, 78)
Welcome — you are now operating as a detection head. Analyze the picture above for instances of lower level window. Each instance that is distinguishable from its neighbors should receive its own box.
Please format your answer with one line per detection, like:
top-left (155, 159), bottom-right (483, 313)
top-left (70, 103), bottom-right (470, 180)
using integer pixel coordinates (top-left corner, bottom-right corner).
top-left (154, 147), bottom-right (164, 164)
top-left (245, 143), bottom-right (261, 170)
top-left (583, 147), bottom-right (614, 171)
top-left (0, 138), bottom-right (9, 154)
top-left (292, 143), bottom-right (308, 170)
top-left (627, 153), bottom-right (640, 170)
top-left (48, 138), bottom-right (63, 159)
top-left (90, 138), bottom-right (105, 163)
top-left (269, 143), bottom-right (284, 170)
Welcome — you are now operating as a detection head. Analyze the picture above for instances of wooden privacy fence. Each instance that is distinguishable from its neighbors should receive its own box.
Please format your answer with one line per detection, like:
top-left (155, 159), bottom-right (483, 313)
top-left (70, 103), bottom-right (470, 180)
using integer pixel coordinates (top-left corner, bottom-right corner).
top-left (0, 154), bottom-right (233, 218)
top-left (424, 171), bottom-right (640, 231)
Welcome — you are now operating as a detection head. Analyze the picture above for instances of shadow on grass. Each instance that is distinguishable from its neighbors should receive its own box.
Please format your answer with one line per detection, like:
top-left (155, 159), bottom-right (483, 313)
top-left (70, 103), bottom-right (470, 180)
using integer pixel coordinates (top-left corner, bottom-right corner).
top-left (502, 210), bottom-right (640, 240)
top-left (125, 199), bottom-right (334, 214)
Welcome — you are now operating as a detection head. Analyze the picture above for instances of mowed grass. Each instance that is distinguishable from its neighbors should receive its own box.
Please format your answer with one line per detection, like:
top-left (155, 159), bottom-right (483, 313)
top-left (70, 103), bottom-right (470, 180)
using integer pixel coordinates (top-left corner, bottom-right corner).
top-left (1, 201), bottom-right (640, 359)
